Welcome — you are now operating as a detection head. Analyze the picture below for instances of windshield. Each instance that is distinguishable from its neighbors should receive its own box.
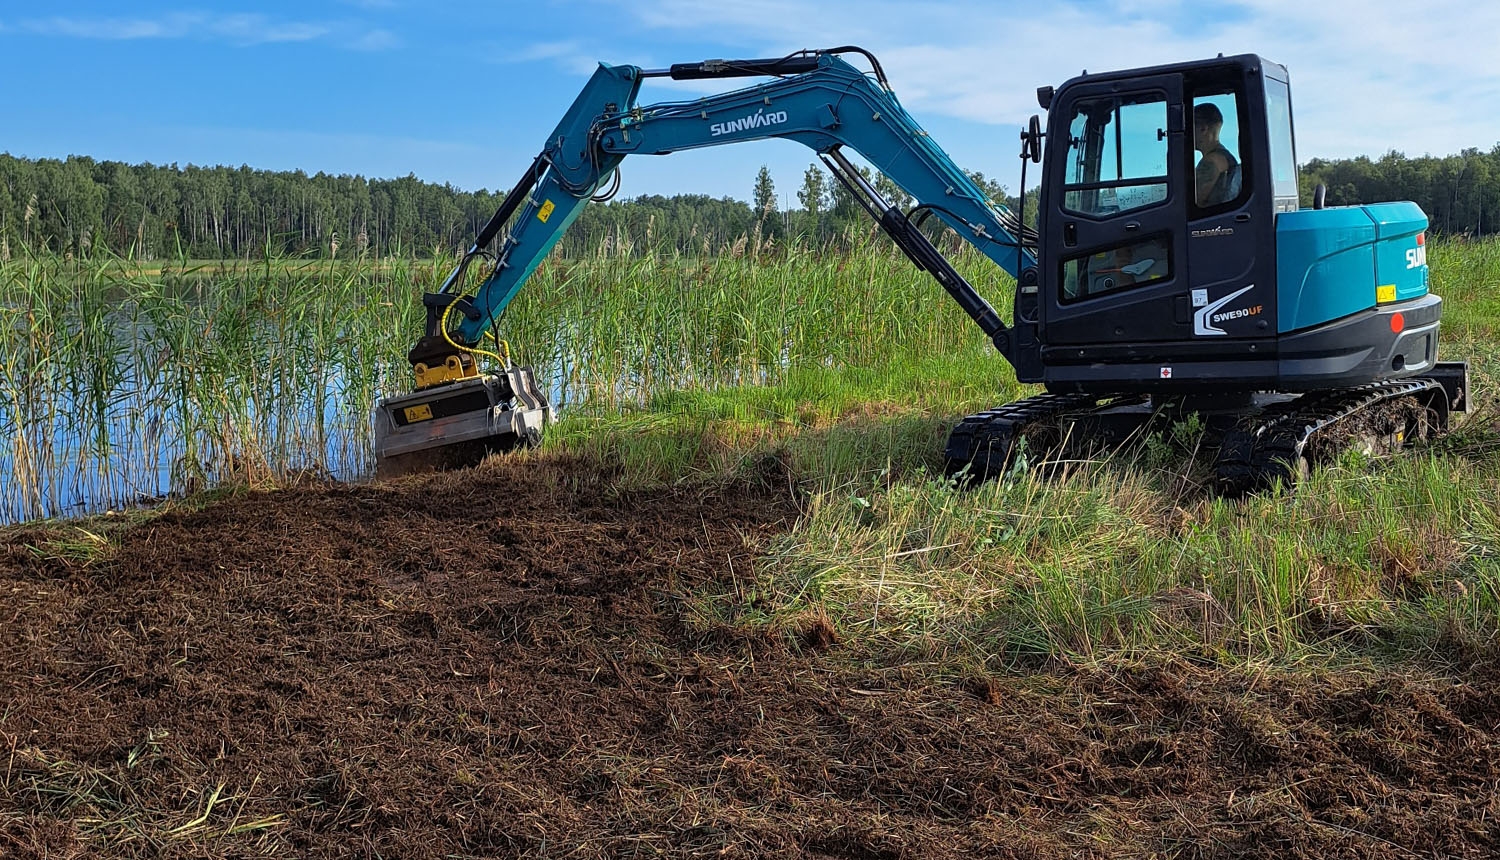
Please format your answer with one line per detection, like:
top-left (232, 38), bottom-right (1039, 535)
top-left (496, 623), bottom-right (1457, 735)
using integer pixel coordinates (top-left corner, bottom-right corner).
top-left (1062, 93), bottom-right (1169, 217)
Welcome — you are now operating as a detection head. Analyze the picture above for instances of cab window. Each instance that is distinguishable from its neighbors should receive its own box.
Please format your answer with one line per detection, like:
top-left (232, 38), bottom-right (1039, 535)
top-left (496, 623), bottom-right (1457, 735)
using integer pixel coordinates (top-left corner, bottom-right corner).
top-left (1189, 87), bottom-right (1247, 212)
top-left (1061, 235), bottom-right (1172, 303)
top-left (1264, 76), bottom-right (1298, 200)
top-left (1061, 93), bottom-right (1169, 217)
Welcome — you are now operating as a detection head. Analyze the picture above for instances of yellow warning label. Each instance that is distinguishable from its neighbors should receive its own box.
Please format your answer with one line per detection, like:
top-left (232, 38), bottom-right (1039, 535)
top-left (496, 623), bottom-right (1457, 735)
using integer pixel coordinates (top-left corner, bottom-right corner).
top-left (1376, 284), bottom-right (1396, 303)
top-left (537, 199), bottom-right (556, 223)
top-left (404, 403), bottom-right (433, 423)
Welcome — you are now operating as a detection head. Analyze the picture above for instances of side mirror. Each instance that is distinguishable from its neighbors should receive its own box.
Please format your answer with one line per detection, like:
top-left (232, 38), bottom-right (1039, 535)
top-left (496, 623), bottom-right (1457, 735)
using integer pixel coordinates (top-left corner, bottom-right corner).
top-left (1021, 114), bottom-right (1044, 164)
top-left (1313, 183), bottom-right (1327, 210)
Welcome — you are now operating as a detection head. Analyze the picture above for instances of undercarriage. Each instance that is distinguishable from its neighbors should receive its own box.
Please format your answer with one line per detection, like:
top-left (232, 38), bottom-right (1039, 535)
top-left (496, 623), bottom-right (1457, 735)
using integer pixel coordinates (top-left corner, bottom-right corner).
top-left (944, 362), bottom-right (1470, 493)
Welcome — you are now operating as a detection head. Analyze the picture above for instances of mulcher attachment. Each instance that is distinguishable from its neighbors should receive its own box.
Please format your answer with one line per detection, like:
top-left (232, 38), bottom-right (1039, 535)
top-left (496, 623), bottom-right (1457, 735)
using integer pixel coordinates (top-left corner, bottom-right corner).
top-left (373, 367), bottom-right (552, 479)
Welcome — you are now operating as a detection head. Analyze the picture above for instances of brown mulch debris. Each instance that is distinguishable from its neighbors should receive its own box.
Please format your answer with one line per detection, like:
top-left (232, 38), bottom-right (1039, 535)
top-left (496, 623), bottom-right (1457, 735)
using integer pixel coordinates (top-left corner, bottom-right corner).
top-left (2, 455), bottom-right (1498, 858)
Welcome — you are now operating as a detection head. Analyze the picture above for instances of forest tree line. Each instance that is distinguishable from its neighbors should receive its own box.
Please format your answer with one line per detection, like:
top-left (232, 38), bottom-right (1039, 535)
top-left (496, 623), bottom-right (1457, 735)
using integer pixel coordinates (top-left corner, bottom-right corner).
top-left (0, 145), bottom-right (1496, 260)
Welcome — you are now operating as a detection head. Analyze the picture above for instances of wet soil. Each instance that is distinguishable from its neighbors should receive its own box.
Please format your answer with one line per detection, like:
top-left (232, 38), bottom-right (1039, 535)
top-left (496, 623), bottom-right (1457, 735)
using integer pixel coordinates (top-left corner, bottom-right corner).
top-left (2, 456), bottom-right (1498, 858)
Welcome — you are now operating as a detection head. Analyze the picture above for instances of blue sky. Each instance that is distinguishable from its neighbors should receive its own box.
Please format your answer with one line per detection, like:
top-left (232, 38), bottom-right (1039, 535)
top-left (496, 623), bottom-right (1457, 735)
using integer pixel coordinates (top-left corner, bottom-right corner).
top-left (2, 1), bottom-right (1497, 205)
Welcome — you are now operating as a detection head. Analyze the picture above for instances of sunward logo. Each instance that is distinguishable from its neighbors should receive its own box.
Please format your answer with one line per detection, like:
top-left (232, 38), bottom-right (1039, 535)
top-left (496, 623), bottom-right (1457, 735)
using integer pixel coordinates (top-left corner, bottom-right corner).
top-left (709, 109), bottom-right (790, 137)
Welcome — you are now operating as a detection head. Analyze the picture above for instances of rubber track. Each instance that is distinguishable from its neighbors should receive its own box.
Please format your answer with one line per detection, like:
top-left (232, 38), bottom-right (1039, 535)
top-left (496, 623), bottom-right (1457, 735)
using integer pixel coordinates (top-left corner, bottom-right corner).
top-left (1213, 379), bottom-right (1444, 494)
top-left (944, 392), bottom-right (1099, 481)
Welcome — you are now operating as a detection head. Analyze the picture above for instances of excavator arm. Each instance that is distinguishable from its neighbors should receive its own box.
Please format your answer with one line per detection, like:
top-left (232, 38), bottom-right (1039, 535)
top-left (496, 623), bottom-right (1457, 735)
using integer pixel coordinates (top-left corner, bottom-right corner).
top-left (378, 47), bottom-right (1043, 476)
top-left (416, 48), bottom-right (1040, 377)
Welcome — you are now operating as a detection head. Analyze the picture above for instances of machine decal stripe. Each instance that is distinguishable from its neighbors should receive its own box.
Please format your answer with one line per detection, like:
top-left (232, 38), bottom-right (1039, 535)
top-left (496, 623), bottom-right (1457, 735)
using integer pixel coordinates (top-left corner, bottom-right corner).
top-left (1194, 285), bottom-right (1254, 336)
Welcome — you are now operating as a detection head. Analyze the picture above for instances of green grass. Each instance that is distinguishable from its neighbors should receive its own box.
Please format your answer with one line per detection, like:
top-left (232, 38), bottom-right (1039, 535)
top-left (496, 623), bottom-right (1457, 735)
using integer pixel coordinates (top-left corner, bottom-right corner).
top-left (725, 452), bottom-right (1500, 665)
top-left (0, 250), bottom-right (419, 519)
top-left (548, 345), bottom-right (1022, 487)
top-left (557, 349), bottom-right (1500, 667)
top-left (531, 236), bottom-right (1500, 668)
top-left (1430, 238), bottom-right (1500, 338)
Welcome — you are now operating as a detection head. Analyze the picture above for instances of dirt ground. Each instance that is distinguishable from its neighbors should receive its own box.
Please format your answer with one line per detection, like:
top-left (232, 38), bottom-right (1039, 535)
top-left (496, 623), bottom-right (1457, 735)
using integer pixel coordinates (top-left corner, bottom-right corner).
top-left (2, 456), bottom-right (1498, 858)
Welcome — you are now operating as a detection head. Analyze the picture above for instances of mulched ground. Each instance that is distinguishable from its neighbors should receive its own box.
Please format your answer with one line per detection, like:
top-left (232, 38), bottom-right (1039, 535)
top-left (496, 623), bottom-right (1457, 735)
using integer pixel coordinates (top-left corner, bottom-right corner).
top-left (2, 456), bottom-right (1498, 858)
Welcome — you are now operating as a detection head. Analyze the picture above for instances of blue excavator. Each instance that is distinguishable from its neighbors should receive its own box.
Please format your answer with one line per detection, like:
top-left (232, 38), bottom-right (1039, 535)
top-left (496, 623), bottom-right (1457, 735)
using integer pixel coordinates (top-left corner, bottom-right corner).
top-left (373, 48), bottom-right (1469, 490)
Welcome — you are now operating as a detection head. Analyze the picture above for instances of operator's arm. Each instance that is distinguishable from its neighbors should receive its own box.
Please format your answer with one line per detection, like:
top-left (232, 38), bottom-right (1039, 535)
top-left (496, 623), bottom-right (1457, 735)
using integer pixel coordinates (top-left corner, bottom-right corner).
top-left (1195, 150), bottom-right (1228, 206)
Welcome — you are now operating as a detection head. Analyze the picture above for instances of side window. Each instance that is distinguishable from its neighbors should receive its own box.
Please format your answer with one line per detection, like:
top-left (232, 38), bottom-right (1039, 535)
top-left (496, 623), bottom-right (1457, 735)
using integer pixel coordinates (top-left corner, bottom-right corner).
top-left (1263, 77), bottom-right (1298, 200)
top-left (1061, 235), bottom-right (1172, 303)
top-left (1062, 94), bottom-right (1169, 217)
top-left (1190, 88), bottom-right (1247, 211)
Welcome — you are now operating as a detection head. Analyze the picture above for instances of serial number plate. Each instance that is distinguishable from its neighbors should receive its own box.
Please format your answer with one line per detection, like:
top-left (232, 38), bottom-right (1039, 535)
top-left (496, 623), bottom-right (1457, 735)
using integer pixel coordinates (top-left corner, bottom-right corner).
top-left (404, 404), bottom-right (434, 422)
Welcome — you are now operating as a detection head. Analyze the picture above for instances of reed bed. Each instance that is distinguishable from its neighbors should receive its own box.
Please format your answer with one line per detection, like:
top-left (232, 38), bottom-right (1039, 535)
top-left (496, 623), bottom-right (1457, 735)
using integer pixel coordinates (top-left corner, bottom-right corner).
top-left (0, 240), bottom-right (1012, 522)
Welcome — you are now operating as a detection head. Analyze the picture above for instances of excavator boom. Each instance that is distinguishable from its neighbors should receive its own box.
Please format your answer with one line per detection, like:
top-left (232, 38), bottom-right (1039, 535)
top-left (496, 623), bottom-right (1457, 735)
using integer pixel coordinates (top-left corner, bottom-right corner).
top-left (376, 48), bottom-right (1041, 474)
top-left (444, 51), bottom-right (1035, 353)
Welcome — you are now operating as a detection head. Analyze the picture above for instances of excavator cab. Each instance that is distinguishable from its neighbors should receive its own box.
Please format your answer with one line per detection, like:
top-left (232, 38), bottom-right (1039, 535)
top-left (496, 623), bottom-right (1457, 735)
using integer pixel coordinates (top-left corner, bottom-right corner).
top-left (940, 53), bottom-right (1466, 487)
top-left (1035, 57), bottom-right (1281, 382)
top-left (1029, 55), bottom-right (1459, 401)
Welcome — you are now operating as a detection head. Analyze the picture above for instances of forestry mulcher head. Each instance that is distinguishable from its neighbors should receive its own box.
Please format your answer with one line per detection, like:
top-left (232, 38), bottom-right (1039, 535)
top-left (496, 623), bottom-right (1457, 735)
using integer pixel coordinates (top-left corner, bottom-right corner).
top-left (373, 331), bottom-right (552, 479)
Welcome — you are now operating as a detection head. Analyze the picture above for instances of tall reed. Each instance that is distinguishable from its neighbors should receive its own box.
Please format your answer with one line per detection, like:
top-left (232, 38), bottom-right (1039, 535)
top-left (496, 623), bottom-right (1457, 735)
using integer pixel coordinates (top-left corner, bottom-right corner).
top-left (0, 238), bottom-right (1010, 522)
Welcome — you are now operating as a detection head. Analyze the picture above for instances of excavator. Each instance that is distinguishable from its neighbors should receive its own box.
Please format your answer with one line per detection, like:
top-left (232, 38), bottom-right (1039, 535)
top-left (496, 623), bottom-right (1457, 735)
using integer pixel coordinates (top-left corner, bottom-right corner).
top-left (373, 48), bottom-right (1469, 491)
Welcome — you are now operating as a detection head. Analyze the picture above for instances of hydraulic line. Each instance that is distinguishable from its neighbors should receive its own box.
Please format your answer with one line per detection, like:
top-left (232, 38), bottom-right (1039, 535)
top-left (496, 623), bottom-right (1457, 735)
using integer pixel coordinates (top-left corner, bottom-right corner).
top-left (439, 302), bottom-right (509, 367)
top-left (821, 147), bottom-right (1008, 344)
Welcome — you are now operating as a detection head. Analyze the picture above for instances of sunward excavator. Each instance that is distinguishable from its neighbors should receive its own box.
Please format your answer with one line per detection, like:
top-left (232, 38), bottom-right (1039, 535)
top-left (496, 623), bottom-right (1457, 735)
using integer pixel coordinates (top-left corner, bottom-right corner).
top-left (373, 48), bottom-right (1469, 491)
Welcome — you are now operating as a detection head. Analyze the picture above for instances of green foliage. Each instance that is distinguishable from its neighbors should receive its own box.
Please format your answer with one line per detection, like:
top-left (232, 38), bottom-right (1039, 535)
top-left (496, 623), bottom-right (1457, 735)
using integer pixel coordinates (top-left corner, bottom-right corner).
top-left (4, 141), bottom-right (1500, 265)
top-left (1302, 145), bottom-right (1500, 237)
top-left (0, 153), bottom-right (506, 259)
top-left (0, 249), bottom-right (423, 520)
top-left (795, 163), bottom-right (826, 239)
top-left (687, 432), bottom-right (1500, 668)
top-left (752, 165), bottom-right (777, 221)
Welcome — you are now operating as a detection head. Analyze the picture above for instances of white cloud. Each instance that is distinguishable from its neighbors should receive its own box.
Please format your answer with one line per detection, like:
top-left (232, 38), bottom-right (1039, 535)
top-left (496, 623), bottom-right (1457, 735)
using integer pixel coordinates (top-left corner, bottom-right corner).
top-left (510, 40), bottom-right (585, 62)
top-left (349, 29), bottom-right (399, 51)
top-left (18, 11), bottom-right (398, 51)
top-left (629, 0), bottom-right (878, 47)
top-left (488, 40), bottom-right (600, 75)
top-left (605, 0), bottom-right (1500, 159)
top-left (23, 15), bottom-right (179, 40)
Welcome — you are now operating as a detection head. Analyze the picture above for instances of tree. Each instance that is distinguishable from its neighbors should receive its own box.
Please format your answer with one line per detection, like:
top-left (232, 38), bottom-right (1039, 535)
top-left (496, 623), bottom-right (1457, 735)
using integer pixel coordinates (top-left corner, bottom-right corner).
top-left (797, 163), bottom-right (826, 239)
top-left (753, 165), bottom-right (776, 219)
top-left (874, 171), bottom-right (911, 211)
top-left (6, 138), bottom-right (1499, 259)
top-left (827, 164), bottom-right (876, 237)
top-left (963, 169), bottom-right (1008, 204)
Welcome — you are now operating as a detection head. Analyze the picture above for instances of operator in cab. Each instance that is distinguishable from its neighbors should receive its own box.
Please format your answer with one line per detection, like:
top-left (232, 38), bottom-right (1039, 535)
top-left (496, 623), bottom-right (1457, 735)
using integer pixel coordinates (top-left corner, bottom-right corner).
top-left (1193, 103), bottom-right (1239, 206)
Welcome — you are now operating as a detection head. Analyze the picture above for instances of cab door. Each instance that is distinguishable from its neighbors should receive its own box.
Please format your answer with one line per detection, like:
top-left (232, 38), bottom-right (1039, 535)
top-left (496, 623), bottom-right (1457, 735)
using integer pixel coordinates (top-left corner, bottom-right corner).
top-left (1042, 74), bottom-right (1189, 345)
top-left (1182, 65), bottom-right (1279, 342)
